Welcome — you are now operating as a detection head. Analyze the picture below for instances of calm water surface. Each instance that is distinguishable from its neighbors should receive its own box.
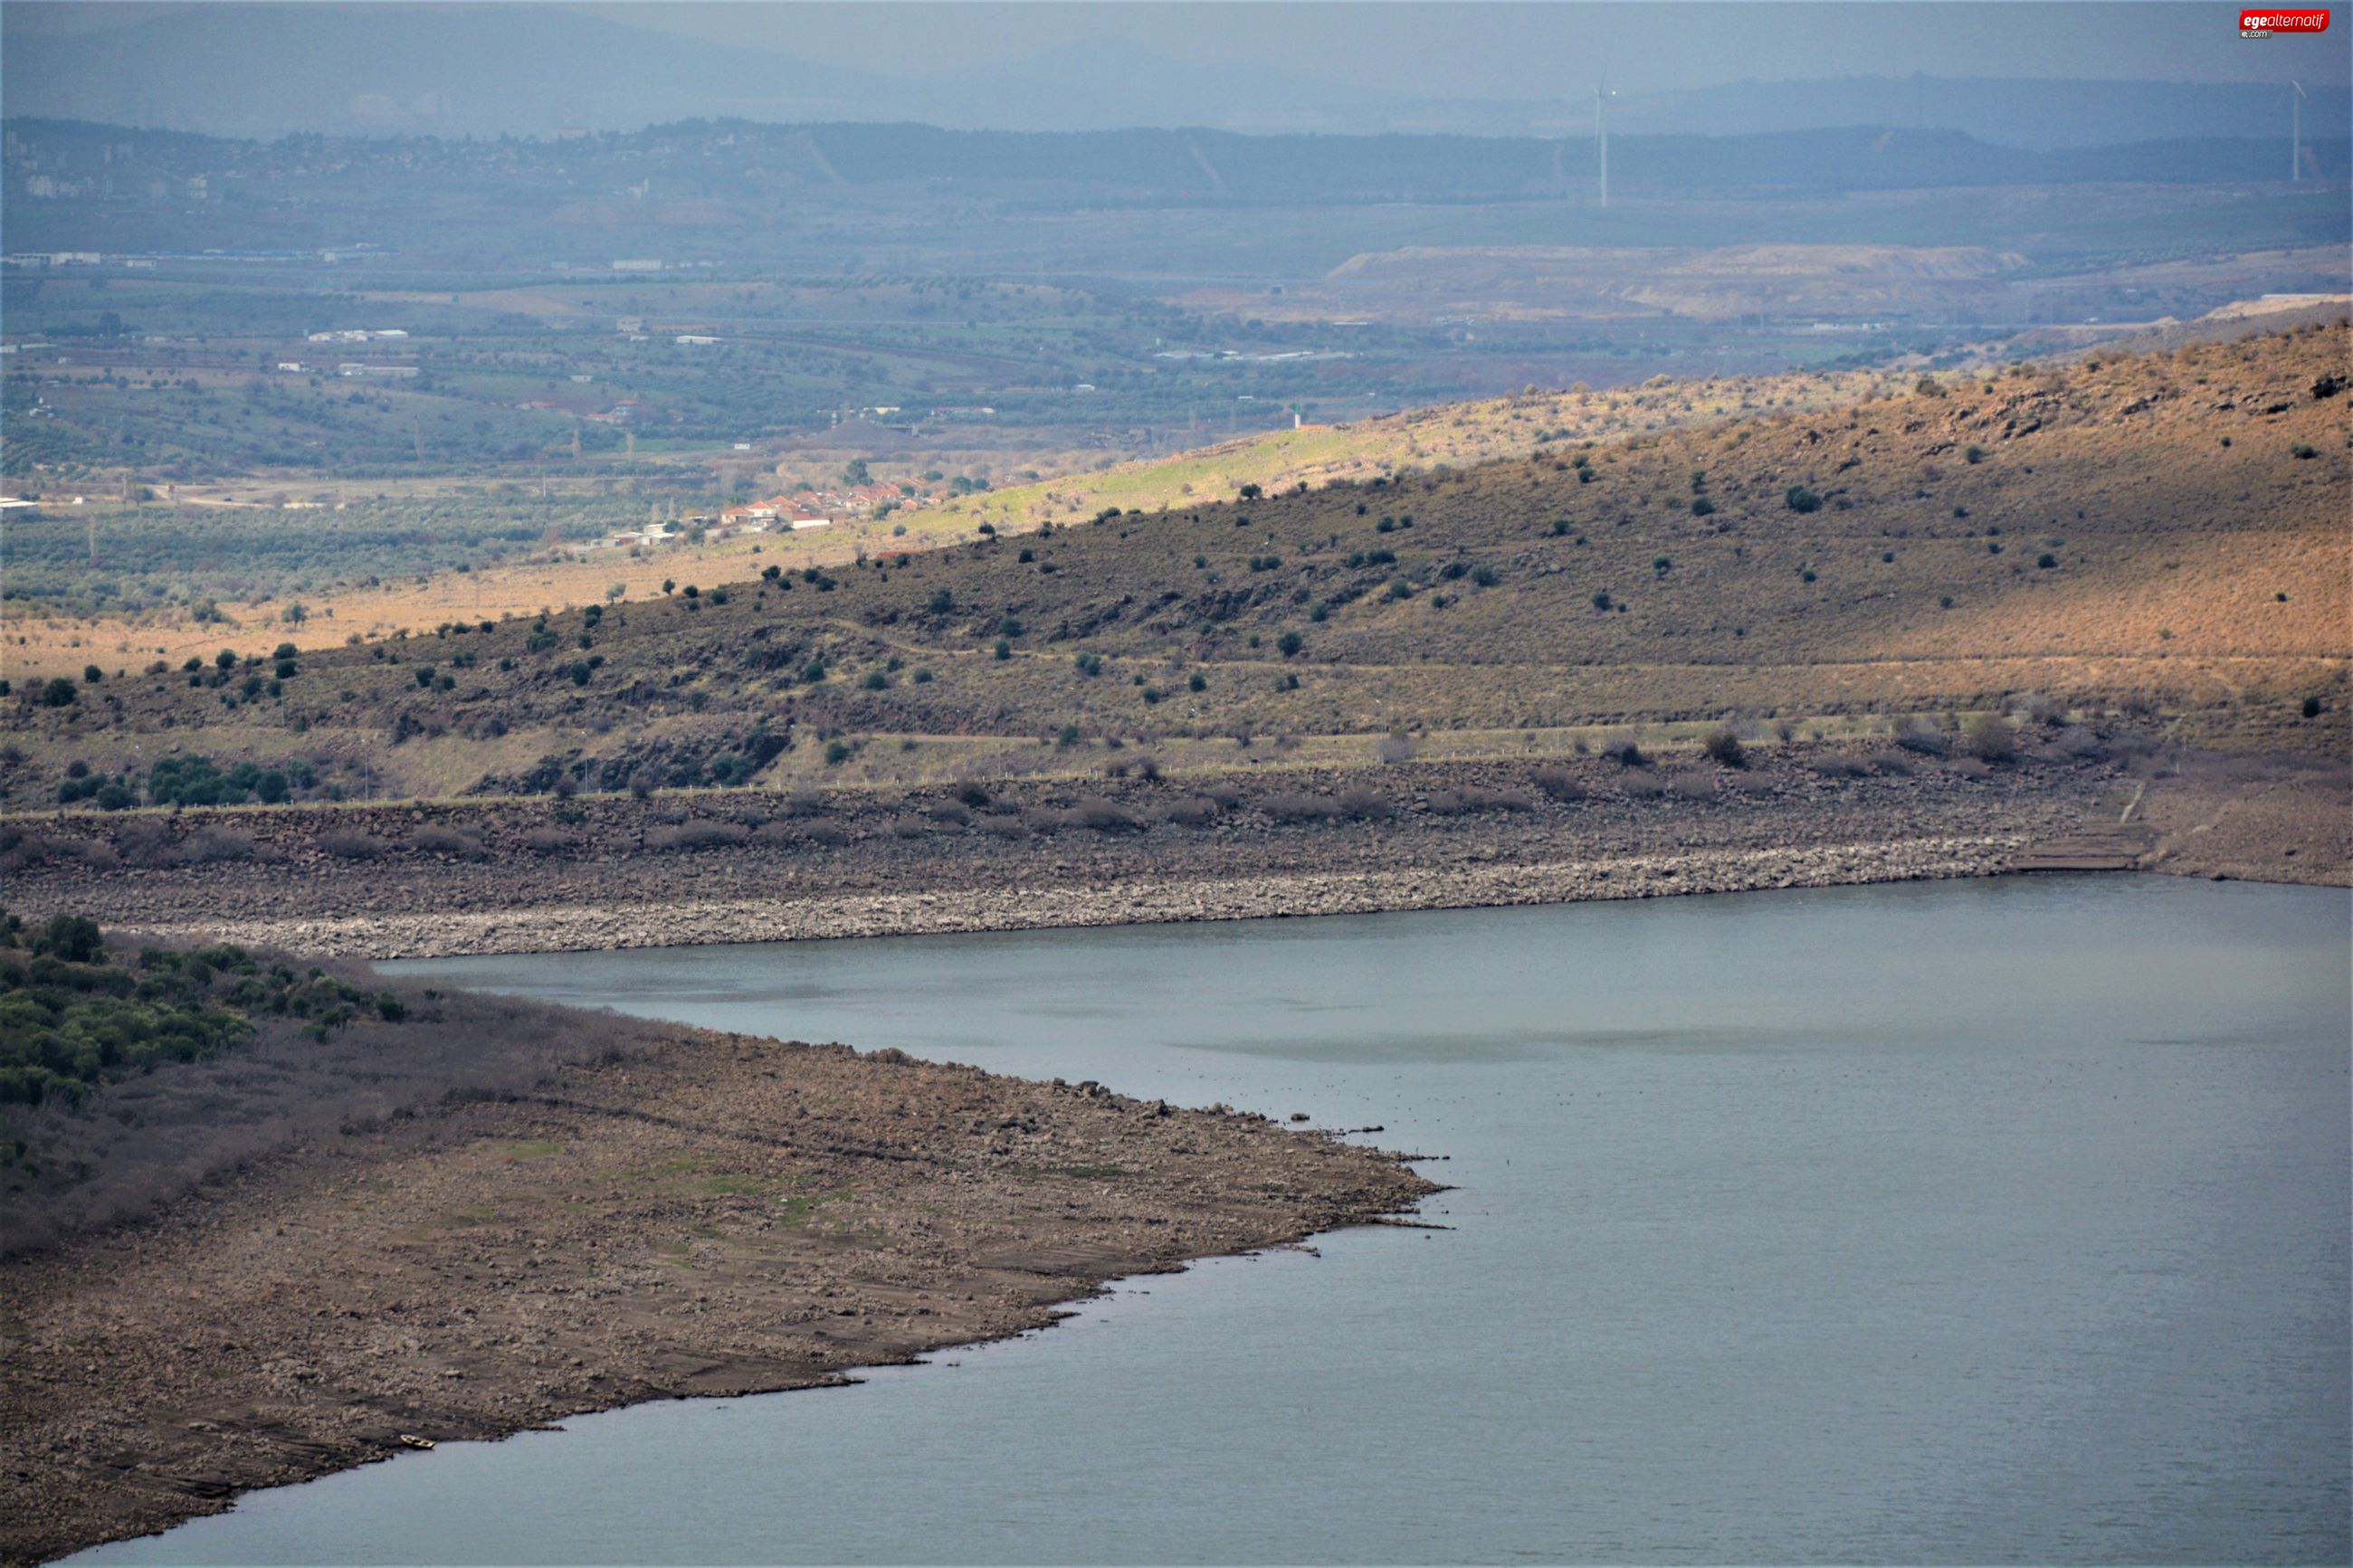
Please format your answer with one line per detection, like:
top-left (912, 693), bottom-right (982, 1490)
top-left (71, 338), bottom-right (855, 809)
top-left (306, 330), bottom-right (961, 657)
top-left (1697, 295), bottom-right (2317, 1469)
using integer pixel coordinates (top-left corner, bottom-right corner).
top-left (81, 877), bottom-right (2351, 1564)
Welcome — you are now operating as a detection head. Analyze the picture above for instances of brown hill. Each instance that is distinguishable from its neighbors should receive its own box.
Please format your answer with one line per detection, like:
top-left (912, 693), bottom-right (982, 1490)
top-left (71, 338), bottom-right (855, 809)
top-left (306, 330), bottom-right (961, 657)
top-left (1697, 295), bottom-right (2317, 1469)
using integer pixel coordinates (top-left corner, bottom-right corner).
top-left (5, 320), bottom-right (2346, 809)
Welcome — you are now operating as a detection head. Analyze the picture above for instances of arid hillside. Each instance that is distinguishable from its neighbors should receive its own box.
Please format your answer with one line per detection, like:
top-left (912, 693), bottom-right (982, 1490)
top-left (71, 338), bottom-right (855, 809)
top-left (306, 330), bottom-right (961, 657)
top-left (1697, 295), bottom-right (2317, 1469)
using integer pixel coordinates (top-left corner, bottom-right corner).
top-left (4, 321), bottom-right (2345, 808)
top-left (2, 358), bottom-right (1893, 676)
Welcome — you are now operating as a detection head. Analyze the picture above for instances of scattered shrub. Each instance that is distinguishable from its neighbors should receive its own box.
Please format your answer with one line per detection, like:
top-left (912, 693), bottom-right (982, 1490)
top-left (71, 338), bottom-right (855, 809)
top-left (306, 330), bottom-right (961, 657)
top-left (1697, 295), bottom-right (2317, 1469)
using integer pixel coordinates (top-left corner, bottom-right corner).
top-left (2017, 693), bottom-right (2066, 725)
top-left (1960, 715), bottom-right (2017, 763)
top-left (1700, 728), bottom-right (1748, 768)
top-left (1532, 768), bottom-right (1588, 802)
top-left (318, 830), bottom-right (388, 860)
top-left (1893, 720), bottom-right (1948, 756)
top-left (1427, 787), bottom-right (1535, 815)
top-left (2040, 727), bottom-right (2104, 763)
top-left (409, 825), bottom-right (487, 860)
top-left (175, 827), bottom-right (262, 865)
top-left (1068, 797), bottom-right (1139, 832)
top-left (645, 820), bottom-right (752, 852)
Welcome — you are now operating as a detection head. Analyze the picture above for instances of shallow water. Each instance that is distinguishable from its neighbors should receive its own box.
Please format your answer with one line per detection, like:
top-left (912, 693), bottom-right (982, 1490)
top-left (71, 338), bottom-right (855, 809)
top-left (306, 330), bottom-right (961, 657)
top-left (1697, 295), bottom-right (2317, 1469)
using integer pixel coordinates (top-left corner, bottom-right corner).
top-left (81, 876), bottom-right (2351, 1564)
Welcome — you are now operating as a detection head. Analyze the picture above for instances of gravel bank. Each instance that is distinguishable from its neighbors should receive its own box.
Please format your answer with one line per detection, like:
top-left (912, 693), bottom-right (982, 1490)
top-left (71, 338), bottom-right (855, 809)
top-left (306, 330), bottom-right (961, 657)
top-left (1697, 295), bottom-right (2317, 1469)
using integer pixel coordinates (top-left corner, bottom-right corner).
top-left (138, 834), bottom-right (2025, 960)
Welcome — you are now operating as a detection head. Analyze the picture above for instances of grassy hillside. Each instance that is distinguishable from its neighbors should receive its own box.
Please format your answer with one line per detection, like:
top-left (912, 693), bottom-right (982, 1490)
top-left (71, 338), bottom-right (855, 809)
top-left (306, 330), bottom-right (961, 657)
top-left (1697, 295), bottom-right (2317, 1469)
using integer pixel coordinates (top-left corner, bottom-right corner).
top-left (4, 320), bottom-right (2345, 808)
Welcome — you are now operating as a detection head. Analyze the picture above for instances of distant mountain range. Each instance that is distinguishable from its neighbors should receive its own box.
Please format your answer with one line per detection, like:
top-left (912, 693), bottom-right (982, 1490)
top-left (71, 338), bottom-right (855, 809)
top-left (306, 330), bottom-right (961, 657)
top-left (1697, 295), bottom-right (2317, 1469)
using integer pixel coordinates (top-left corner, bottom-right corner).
top-left (5, 3), bottom-right (2347, 148)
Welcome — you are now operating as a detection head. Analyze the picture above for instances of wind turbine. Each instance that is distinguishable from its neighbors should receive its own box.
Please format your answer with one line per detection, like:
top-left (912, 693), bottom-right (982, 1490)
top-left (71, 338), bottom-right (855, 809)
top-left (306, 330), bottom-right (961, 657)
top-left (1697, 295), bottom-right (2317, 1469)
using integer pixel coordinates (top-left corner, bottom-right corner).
top-left (2290, 80), bottom-right (2307, 182)
top-left (1594, 77), bottom-right (1617, 209)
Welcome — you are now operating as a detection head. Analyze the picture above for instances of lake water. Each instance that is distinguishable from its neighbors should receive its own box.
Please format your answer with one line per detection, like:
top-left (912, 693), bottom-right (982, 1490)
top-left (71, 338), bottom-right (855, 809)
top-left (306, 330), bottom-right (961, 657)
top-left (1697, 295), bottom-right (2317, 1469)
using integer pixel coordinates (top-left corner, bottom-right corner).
top-left (80, 877), bottom-right (2350, 1564)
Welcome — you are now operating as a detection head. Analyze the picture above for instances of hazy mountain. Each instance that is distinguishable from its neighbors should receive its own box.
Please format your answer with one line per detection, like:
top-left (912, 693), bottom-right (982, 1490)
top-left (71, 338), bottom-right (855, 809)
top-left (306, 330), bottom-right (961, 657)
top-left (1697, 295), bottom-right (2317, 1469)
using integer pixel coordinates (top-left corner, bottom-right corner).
top-left (7, 3), bottom-right (2347, 147)
top-left (0, 5), bottom-right (900, 138)
top-left (1614, 74), bottom-right (2349, 150)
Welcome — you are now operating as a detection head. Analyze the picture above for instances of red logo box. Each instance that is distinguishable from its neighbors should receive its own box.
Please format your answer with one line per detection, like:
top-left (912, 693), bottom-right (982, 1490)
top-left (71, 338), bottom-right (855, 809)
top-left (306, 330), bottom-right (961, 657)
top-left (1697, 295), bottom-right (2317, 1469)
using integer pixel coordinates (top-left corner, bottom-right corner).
top-left (2242, 7), bottom-right (2331, 33)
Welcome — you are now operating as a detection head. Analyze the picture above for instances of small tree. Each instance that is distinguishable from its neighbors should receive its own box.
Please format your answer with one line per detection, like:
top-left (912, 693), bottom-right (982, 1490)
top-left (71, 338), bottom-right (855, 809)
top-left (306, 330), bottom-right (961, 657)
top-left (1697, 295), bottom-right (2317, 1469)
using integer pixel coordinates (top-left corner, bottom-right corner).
top-left (38, 913), bottom-right (103, 963)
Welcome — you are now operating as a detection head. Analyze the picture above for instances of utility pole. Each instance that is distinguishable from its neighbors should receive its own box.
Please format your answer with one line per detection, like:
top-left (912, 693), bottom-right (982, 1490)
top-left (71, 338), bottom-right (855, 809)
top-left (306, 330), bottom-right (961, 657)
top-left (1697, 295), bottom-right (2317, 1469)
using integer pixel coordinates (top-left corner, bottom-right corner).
top-left (1595, 81), bottom-right (1609, 209)
top-left (2291, 81), bottom-right (2307, 181)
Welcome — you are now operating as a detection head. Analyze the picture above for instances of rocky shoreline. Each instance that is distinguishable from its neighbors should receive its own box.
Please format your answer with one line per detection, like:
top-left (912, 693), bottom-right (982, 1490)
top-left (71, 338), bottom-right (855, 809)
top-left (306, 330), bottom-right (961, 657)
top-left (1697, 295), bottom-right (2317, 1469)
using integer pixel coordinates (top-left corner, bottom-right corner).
top-left (4, 749), bottom-right (2128, 961)
top-left (136, 834), bottom-right (2027, 960)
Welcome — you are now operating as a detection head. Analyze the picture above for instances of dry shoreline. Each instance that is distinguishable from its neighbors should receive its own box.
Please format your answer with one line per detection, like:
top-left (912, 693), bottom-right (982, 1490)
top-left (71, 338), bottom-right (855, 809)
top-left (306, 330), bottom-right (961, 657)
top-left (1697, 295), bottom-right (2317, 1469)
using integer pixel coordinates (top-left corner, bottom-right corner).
top-left (140, 834), bottom-right (2028, 960)
top-left (9, 748), bottom-right (2340, 966)
top-left (0, 1019), bottom-right (1437, 1567)
top-left (4, 748), bottom-right (2342, 1564)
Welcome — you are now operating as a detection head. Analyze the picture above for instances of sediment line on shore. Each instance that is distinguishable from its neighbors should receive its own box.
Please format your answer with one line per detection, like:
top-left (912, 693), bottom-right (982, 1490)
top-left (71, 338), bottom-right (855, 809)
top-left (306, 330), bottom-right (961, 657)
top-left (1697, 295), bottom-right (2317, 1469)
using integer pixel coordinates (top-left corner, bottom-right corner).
top-left (136, 835), bottom-right (2027, 960)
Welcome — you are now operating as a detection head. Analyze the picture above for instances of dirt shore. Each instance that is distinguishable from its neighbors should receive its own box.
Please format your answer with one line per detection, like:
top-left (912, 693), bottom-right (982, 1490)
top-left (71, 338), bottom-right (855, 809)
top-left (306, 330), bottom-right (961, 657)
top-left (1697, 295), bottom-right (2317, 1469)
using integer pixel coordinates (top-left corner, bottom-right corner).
top-left (0, 1021), bottom-right (1435, 1566)
top-left (8, 747), bottom-right (2342, 962)
top-left (0, 748), bottom-right (2212, 962)
top-left (2, 743), bottom-right (2339, 1564)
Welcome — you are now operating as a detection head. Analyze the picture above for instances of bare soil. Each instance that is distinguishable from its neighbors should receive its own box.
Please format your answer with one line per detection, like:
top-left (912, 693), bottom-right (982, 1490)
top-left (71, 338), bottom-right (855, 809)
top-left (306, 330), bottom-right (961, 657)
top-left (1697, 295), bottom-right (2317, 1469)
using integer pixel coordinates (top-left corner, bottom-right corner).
top-left (0, 1021), bottom-right (1434, 1566)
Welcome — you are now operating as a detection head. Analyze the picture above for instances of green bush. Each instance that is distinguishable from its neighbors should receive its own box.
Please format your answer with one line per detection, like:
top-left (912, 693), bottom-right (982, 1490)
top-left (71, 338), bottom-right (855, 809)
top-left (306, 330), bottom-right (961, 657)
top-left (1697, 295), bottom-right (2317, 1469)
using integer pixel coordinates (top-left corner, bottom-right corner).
top-left (0, 920), bottom-right (379, 1106)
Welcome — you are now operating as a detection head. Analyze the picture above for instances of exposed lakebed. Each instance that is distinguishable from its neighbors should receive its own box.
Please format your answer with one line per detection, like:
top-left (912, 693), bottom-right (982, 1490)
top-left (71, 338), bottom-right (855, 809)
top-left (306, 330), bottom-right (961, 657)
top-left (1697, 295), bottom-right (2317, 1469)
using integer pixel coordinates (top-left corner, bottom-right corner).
top-left (80, 876), bottom-right (2351, 1564)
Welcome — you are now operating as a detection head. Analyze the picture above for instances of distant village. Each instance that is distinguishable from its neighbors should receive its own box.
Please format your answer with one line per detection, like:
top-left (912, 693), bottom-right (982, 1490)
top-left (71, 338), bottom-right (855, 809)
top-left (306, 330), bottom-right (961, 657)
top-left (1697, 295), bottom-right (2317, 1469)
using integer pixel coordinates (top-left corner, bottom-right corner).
top-left (582, 476), bottom-right (962, 555)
